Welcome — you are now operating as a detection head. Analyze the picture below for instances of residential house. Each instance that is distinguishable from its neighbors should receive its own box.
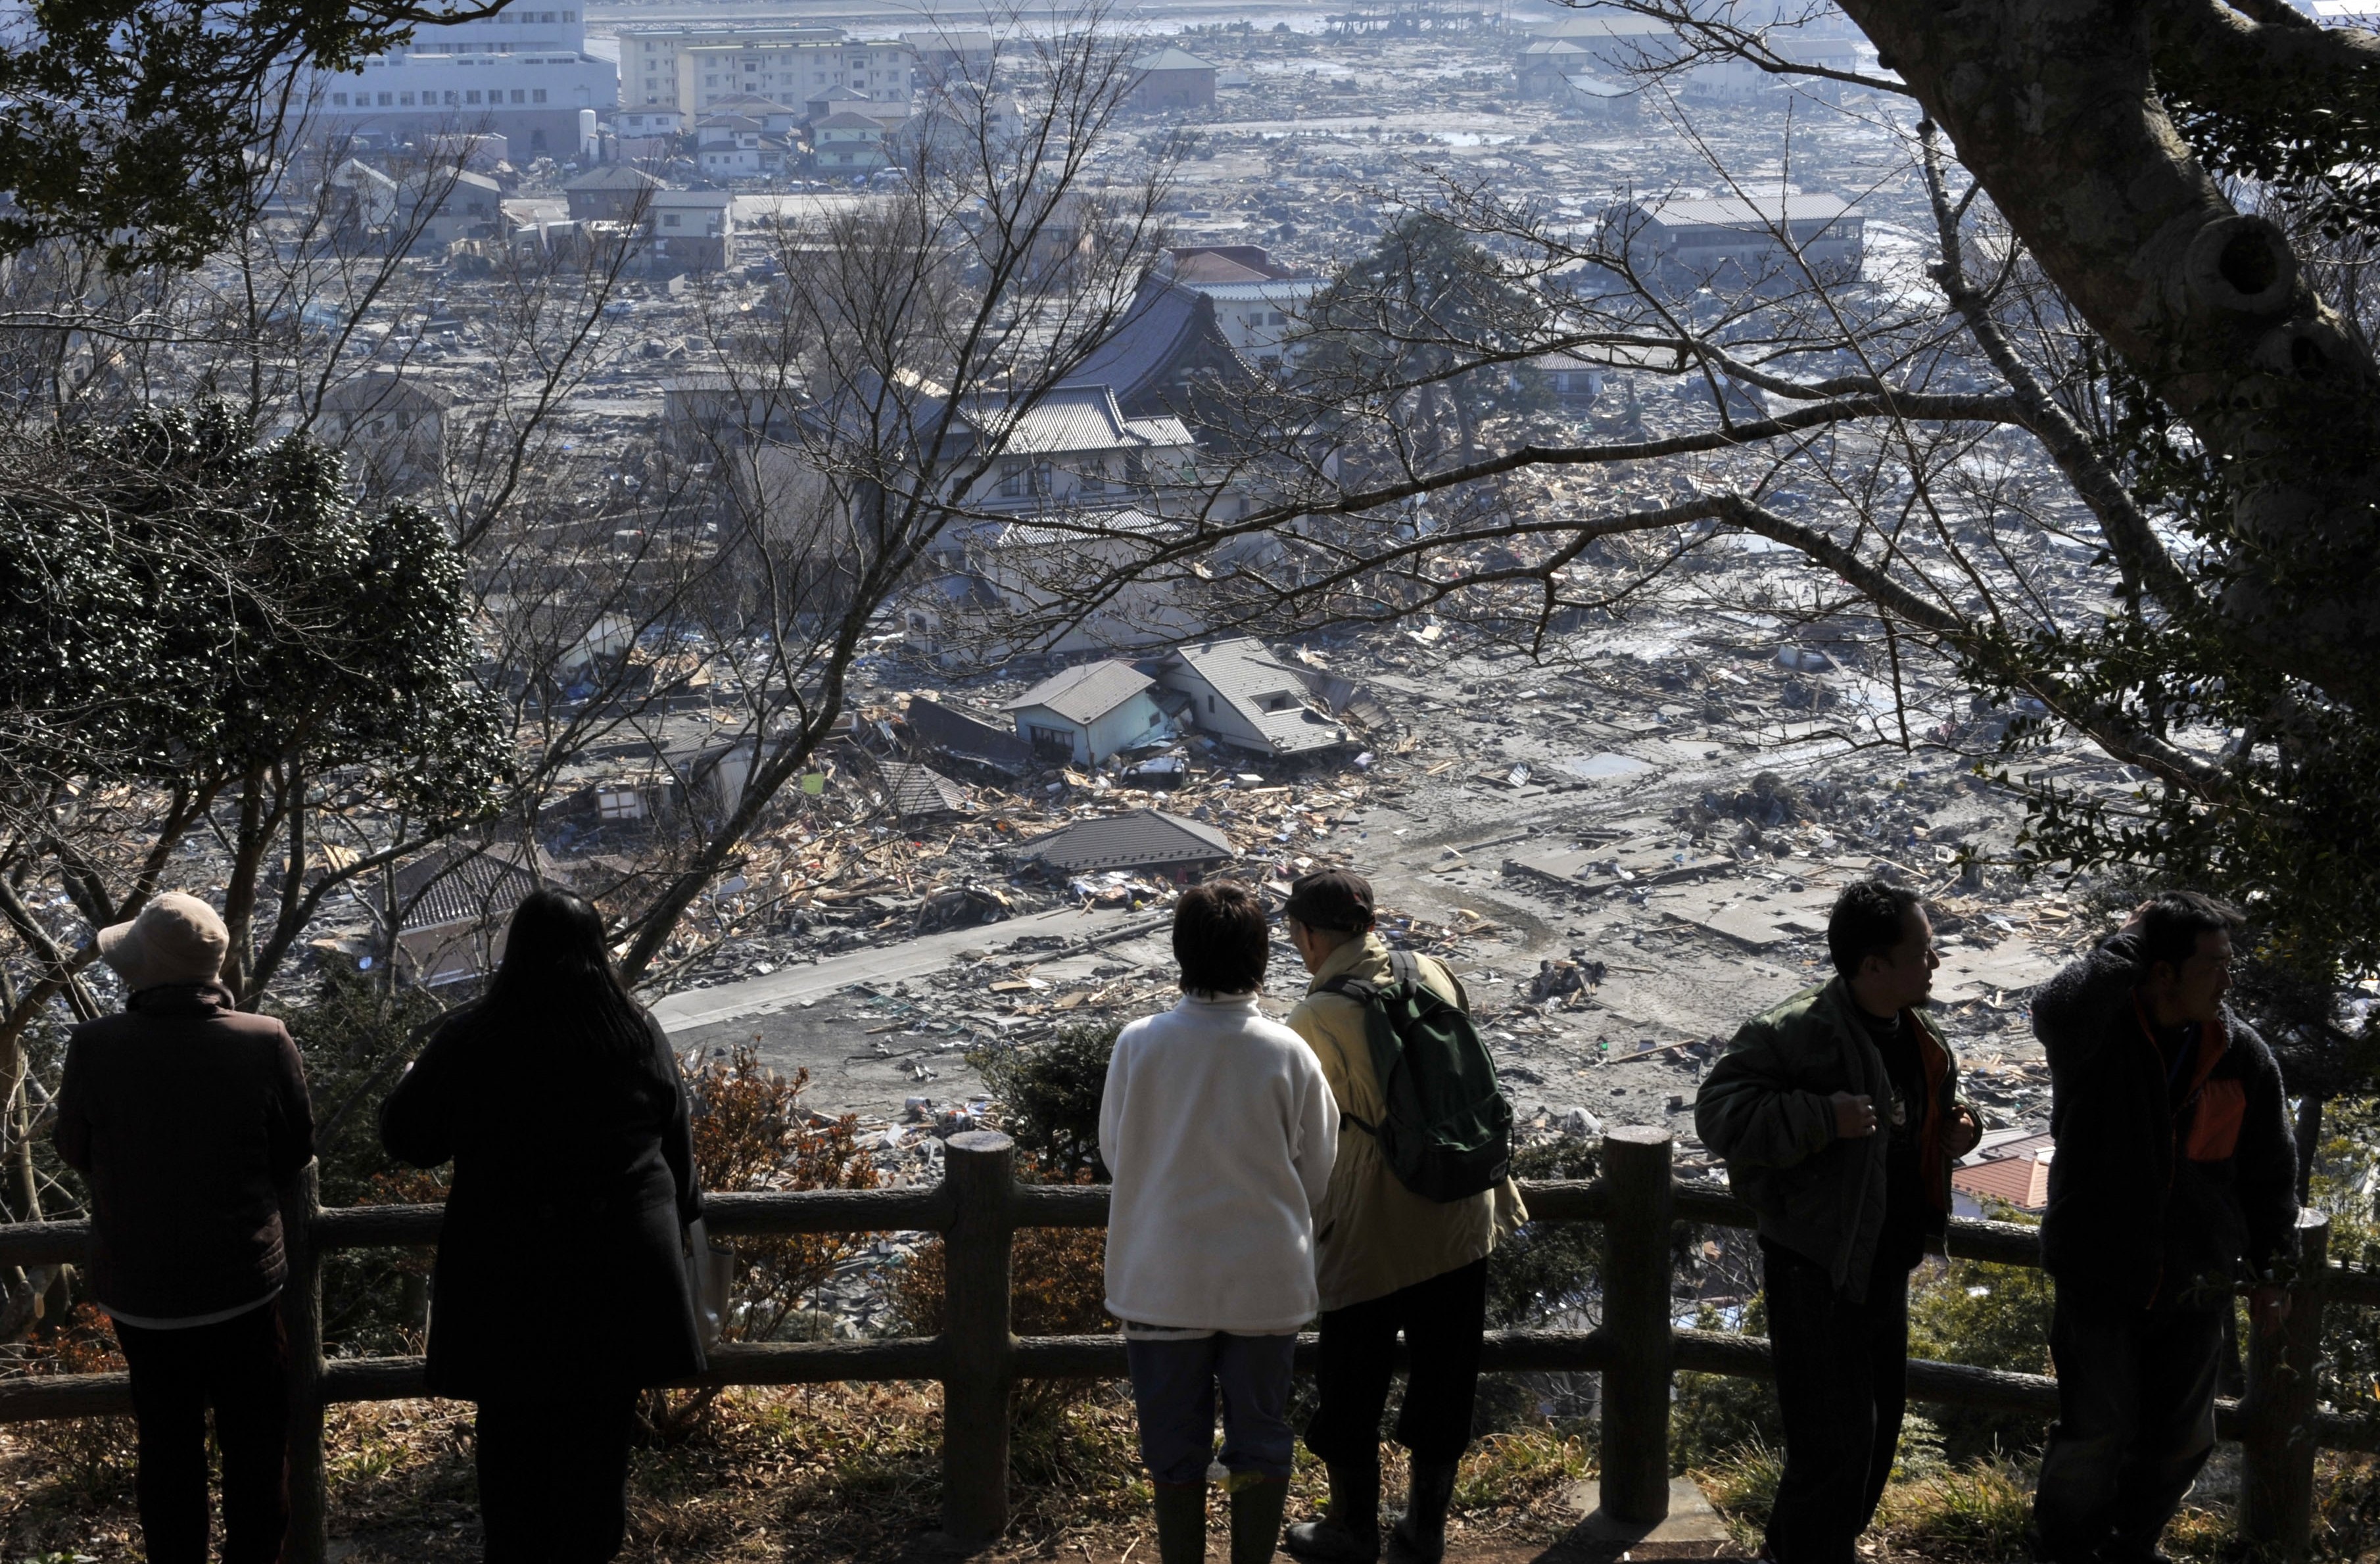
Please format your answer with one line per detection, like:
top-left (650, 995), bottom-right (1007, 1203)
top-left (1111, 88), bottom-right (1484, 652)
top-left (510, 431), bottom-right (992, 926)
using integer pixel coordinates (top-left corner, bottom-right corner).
top-left (696, 114), bottom-right (792, 178)
top-left (612, 106), bottom-right (686, 141)
top-left (1515, 37), bottom-right (1596, 98)
top-left (904, 695), bottom-right (1034, 777)
top-left (1149, 245), bottom-right (1325, 373)
top-left (1003, 661), bottom-right (1169, 764)
top-left (812, 110), bottom-right (888, 174)
top-left (703, 92), bottom-right (802, 135)
top-left (379, 840), bottom-right (544, 987)
top-left (646, 188), bottom-right (734, 271)
top-left (329, 158), bottom-right (400, 242)
top-left (1155, 637), bottom-right (1348, 757)
top-left (403, 168), bottom-right (503, 250)
top-left (1013, 807), bottom-right (1235, 881)
top-left (895, 86), bottom-right (1024, 168)
top-left (1129, 47), bottom-right (1217, 112)
top-left (803, 83), bottom-right (876, 123)
top-left (565, 162), bottom-right (665, 222)
top-left (1951, 1132), bottom-right (2055, 1218)
top-left (320, 372), bottom-right (459, 494)
top-left (1606, 193), bottom-right (1864, 291)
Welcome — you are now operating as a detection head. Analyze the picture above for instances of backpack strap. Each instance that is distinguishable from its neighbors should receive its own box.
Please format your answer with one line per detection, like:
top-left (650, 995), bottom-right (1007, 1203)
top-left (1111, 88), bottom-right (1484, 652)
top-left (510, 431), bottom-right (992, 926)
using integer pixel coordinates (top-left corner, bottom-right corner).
top-left (1316, 971), bottom-right (1383, 1138)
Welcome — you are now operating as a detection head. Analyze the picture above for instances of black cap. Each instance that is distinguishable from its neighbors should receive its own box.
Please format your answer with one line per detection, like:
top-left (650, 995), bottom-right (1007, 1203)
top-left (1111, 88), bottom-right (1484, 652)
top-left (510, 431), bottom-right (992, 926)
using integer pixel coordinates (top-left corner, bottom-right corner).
top-left (1282, 868), bottom-right (1375, 933)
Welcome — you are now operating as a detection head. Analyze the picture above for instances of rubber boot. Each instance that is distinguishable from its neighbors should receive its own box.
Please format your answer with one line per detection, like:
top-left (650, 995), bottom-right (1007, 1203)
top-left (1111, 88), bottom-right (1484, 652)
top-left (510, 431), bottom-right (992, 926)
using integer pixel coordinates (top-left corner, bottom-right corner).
top-left (1229, 1473), bottom-right (1292, 1564)
top-left (1385, 1459), bottom-right (1458, 1564)
top-left (1153, 1480), bottom-right (1207, 1564)
top-left (1284, 1459), bottom-right (1379, 1563)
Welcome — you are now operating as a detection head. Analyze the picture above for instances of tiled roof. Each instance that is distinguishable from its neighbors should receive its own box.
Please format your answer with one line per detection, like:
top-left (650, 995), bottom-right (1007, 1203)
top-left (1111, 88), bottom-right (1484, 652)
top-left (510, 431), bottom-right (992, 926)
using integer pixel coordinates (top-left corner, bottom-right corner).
top-left (1952, 1148), bottom-right (2053, 1212)
top-left (878, 761), bottom-right (970, 817)
top-left (1066, 281), bottom-right (1247, 406)
top-left (969, 383), bottom-right (1191, 455)
top-left (389, 841), bottom-right (541, 932)
top-left (1004, 660), bottom-right (1156, 724)
top-left (567, 164), bottom-right (666, 191)
top-left (1016, 807), bottom-right (1235, 872)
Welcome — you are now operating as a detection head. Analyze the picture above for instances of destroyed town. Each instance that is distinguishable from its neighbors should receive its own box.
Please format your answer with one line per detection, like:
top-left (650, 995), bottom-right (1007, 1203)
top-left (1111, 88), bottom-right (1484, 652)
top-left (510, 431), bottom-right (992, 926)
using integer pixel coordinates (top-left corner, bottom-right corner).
top-left (3, 0), bottom-right (2379, 1560)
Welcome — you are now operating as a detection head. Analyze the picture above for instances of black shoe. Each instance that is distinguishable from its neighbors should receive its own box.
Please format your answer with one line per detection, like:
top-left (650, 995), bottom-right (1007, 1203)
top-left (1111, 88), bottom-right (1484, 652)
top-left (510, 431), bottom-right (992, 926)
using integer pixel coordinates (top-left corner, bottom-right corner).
top-left (1284, 1460), bottom-right (1380, 1564)
top-left (1385, 1459), bottom-right (1457, 1564)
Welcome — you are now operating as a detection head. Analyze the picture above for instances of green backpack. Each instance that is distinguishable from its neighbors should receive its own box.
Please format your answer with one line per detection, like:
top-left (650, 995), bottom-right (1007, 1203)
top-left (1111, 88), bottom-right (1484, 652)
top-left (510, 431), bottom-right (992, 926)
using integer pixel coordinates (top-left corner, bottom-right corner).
top-left (1319, 949), bottom-right (1513, 1202)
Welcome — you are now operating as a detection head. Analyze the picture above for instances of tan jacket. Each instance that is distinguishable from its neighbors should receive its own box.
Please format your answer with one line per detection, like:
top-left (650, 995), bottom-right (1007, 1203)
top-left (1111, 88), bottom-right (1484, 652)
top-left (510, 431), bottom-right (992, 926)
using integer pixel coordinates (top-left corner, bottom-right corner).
top-left (1285, 934), bottom-right (1527, 1312)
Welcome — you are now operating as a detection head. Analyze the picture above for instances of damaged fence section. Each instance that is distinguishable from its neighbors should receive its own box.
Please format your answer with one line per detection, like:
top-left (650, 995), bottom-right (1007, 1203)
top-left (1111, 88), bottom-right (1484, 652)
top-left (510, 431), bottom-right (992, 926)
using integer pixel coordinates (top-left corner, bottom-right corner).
top-left (0, 1127), bottom-right (2371, 1563)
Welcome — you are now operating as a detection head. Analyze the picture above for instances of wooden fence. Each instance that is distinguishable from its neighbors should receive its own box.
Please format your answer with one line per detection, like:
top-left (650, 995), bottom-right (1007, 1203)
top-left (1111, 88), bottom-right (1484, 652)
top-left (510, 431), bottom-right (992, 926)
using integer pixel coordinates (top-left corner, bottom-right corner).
top-left (2, 1125), bottom-right (2374, 1561)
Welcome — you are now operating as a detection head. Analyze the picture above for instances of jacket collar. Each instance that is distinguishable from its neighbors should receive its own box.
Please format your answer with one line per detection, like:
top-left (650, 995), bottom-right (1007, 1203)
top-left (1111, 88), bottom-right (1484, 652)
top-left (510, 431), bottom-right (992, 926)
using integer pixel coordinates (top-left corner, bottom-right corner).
top-left (127, 981), bottom-right (237, 1017)
top-left (1178, 991), bottom-right (1261, 1012)
top-left (1307, 932), bottom-right (1385, 991)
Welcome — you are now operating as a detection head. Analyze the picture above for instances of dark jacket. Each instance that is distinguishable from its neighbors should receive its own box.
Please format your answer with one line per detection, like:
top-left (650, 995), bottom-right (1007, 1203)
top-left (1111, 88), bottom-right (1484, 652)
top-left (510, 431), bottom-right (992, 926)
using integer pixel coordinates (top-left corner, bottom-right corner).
top-left (53, 983), bottom-right (316, 1319)
top-left (1696, 978), bottom-right (1961, 1299)
top-left (381, 1003), bottom-right (706, 1398)
top-left (2034, 930), bottom-right (2297, 1313)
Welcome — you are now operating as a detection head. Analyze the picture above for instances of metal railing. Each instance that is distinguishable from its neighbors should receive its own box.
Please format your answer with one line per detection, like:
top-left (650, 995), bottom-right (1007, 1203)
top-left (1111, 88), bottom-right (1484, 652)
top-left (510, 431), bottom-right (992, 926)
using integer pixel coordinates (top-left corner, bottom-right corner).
top-left (1, 1126), bottom-right (2372, 1561)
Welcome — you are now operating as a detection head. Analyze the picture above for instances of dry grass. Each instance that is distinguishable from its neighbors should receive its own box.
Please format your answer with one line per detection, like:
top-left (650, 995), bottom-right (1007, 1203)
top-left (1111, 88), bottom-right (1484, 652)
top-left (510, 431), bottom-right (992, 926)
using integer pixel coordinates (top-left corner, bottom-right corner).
top-left (0, 1381), bottom-right (1597, 1563)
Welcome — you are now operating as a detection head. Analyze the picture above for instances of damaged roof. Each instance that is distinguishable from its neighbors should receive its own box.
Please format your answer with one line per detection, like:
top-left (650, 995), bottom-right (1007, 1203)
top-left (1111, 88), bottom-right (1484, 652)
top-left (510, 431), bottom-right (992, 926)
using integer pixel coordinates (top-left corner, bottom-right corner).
top-left (1160, 637), bottom-right (1347, 754)
top-left (1015, 807), bottom-right (1235, 872)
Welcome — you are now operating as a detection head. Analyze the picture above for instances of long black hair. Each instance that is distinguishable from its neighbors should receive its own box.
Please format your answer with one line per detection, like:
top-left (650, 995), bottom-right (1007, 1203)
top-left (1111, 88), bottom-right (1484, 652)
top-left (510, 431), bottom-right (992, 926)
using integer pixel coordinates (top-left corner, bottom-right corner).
top-left (481, 888), bottom-right (657, 1064)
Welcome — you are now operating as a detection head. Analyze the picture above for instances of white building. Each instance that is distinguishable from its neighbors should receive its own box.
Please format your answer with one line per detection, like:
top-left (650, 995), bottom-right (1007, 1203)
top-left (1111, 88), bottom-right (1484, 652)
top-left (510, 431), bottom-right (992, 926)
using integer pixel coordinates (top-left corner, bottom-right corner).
top-left (1608, 194), bottom-right (1864, 289)
top-left (617, 24), bottom-right (913, 116)
top-left (1149, 245), bottom-right (1326, 373)
top-left (307, 7), bottom-right (614, 159)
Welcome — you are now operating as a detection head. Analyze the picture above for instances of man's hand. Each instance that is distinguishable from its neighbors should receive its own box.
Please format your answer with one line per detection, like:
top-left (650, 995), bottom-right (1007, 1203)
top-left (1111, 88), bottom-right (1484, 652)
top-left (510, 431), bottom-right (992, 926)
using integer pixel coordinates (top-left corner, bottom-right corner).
top-left (2250, 1285), bottom-right (2291, 1339)
top-left (1831, 1092), bottom-right (1878, 1138)
top-left (1946, 1103), bottom-right (1984, 1159)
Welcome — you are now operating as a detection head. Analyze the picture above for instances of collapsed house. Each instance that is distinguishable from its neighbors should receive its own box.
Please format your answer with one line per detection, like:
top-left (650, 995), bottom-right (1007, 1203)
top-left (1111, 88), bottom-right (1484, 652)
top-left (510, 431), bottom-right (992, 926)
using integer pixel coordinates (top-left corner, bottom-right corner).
top-left (1012, 807), bottom-right (1237, 882)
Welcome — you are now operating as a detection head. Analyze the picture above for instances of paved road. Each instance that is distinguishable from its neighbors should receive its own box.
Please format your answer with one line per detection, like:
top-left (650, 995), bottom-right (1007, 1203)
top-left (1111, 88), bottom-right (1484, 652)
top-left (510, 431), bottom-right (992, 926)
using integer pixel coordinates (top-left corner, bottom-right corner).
top-left (645, 905), bottom-right (1170, 1035)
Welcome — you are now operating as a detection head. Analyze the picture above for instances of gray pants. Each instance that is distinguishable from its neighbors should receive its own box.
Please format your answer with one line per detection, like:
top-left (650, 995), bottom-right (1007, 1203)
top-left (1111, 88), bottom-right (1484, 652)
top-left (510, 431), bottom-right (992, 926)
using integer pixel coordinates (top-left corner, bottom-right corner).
top-left (1126, 1333), bottom-right (1297, 1486)
top-left (2030, 1297), bottom-right (2224, 1564)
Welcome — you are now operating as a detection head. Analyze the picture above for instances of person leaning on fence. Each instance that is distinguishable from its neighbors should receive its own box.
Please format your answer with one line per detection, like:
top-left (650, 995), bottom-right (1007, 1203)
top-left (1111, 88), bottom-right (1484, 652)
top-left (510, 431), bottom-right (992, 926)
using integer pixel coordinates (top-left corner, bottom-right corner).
top-left (52, 891), bottom-right (316, 1564)
top-left (1100, 879), bottom-right (1339, 1564)
top-left (1277, 868), bottom-right (1525, 1564)
top-left (2026, 892), bottom-right (2298, 1564)
top-left (1694, 878), bottom-right (1982, 1564)
top-left (380, 888), bottom-right (708, 1564)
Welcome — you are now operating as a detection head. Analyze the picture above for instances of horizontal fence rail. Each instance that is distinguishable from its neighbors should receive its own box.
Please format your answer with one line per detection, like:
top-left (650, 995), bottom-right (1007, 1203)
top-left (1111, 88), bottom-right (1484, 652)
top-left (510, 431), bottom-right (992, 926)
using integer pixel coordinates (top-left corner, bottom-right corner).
top-left (1, 1127), bottom-right (2371, 1561)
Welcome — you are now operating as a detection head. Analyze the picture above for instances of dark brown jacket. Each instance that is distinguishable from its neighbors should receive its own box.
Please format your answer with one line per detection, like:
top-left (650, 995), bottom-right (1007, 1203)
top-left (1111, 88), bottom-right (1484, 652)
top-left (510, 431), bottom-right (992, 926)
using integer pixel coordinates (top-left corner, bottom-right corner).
top-left (54, 983), bottom-right (316, 1319)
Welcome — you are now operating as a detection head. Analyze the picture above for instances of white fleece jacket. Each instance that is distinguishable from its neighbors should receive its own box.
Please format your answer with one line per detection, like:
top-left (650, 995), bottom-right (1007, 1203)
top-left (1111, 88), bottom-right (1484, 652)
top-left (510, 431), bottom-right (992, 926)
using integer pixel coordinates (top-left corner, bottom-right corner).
top-left (1099, 993), bottom-right (1339, 1333)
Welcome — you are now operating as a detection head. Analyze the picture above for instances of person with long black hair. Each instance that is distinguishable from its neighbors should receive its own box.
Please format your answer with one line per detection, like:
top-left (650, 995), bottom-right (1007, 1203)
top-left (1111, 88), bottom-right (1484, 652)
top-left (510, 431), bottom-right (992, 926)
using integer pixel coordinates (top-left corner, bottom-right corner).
top-left (381, 887), bottom-right (707, 1564)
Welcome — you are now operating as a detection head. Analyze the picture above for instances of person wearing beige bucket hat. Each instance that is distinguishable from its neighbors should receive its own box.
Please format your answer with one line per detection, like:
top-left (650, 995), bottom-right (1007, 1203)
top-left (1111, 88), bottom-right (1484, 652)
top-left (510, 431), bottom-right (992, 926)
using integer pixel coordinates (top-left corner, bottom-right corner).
top-left (55, 891), bottom-right (314, 1564)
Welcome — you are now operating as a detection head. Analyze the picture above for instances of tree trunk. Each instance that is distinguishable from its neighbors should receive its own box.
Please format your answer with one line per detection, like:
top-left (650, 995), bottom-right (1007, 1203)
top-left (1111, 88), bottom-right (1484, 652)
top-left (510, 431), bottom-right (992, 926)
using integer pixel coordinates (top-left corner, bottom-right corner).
top-left (1836, 0), bottom-right (2380, 703)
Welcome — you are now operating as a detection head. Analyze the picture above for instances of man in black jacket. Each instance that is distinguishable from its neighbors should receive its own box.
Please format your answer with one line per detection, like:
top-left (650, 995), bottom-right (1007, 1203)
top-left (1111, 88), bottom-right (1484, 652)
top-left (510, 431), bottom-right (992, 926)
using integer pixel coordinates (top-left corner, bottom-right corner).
top-left (2029, 891), bottom-right (2298, 1564)
top-left (55, 892), bottom-right (315, 1564)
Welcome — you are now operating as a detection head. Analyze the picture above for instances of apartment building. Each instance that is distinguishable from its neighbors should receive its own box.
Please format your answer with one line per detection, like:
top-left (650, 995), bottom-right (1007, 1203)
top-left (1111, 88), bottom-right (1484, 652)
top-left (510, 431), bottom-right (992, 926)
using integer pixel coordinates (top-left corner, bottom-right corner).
top-left (308, 7), bottom-right (615, 157)
top-left (617, 25), bottom-right (913, 116)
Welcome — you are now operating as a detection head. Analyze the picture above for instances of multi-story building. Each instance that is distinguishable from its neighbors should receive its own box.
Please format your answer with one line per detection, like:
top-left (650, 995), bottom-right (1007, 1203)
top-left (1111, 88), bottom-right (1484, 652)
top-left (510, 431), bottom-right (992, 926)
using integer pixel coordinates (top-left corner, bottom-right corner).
top-left (616, 25), bottom-right (913, 116)
top-left (307, 8), bottom-right (616, 158)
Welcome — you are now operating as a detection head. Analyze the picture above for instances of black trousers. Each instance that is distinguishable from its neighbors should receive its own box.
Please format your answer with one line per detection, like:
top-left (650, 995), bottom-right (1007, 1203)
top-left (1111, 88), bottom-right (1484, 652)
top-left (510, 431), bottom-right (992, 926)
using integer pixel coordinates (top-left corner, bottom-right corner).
top-left (2030, 1297), bottom-right (2224, 1564)
top-left (1759, 1240), bottom-right (1911, 1564)
top-left (1304, 1257), bottom-right (1488, 1469)
top-left (473, 1385), bottom-right (642, 1564)
top-left (112, 1300), bottom-right (291, 1564)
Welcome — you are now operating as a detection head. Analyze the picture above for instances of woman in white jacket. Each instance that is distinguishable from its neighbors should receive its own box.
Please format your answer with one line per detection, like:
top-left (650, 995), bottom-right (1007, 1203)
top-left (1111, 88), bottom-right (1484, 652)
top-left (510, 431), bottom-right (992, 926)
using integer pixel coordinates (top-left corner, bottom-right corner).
top-left (1101, 880), bottom-right (1339, 1564)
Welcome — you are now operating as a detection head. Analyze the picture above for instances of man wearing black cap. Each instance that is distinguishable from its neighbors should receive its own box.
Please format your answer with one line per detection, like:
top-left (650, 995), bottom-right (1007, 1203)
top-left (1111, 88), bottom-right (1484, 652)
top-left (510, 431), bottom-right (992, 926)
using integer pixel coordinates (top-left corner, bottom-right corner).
top-left (1278, 869), bottom-right (1523, 1564)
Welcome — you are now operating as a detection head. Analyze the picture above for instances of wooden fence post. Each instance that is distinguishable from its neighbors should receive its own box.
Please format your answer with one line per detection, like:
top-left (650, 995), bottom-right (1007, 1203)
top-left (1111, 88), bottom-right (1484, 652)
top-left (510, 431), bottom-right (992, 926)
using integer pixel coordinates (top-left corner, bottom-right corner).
top-left (938, 1130), bottom-right (1016, 1547)
top-left (2241, 1208), bottom-right (2329, 1559)
top-left (281, 1160), bottom-right (328, 1564)
top-left (1597, 1125), bottom-right (1675, 1525)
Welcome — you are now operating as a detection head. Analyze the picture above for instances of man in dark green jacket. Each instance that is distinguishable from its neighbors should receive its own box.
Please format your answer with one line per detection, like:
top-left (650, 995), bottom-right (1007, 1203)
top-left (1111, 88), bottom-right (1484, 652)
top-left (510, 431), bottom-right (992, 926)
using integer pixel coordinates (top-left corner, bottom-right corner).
top-left (1696, 879), bottom-right (1980, 1564)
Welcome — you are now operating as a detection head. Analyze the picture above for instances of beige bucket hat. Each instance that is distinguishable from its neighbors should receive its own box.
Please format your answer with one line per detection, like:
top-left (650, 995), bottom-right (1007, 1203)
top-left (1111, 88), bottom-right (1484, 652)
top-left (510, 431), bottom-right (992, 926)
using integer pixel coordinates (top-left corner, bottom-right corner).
top-left (96, 892), bottom-right (230, 991)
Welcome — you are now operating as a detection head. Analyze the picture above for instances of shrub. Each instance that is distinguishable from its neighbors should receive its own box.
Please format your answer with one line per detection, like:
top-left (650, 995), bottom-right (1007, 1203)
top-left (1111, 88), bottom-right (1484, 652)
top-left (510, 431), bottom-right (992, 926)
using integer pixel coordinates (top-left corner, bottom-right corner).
top-left (1908, 1244), bottom-right (2057, 1463)
top-left (970, 1022), bottom-right (1118, 1181)
top-left (1671, 1296), bottom-right (1784, 1473)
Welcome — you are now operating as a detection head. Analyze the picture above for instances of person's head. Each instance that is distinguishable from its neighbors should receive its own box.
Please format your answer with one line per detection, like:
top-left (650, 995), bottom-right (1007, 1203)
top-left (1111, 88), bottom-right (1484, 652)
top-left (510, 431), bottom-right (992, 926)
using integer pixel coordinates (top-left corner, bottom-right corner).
top-left (1281, 868), bottom-right (1374, 974)
top-left (97, 892), bottom-right (230, 994)
top-left (483, 887), bottom-right (651, 1059)
top-left (1173, 880), bottom-right (1269, 996)
top-left (1828, 878), bottom-right (1936, 1014)
top-left (2135, 890), bottom-right (2243, 1026)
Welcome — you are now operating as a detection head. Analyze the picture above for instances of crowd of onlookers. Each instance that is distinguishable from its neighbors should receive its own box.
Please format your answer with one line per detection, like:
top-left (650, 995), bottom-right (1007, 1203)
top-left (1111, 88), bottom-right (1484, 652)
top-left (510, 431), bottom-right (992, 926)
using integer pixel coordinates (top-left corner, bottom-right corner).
top-left (54, 866), bottom-right (2296, 1564)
